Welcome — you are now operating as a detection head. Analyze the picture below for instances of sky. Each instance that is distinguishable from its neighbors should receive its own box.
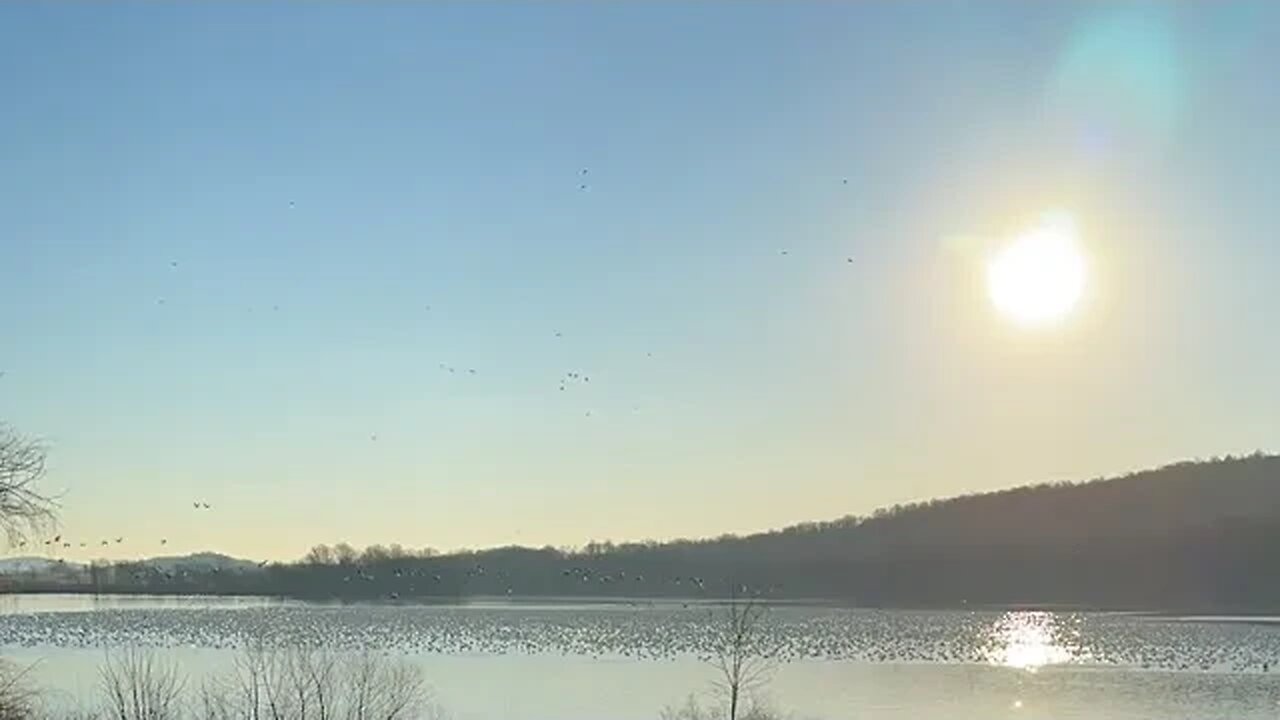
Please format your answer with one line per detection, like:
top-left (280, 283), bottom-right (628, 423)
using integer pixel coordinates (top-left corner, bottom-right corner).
top-left (1, 3), bottom-right (1278, 561)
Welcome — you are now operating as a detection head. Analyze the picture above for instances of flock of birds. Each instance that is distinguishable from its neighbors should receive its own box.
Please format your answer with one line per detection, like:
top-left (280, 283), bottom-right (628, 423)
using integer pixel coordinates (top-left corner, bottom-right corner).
top-left (300, 563), bottom-right (717, 601)
top-left (14, 500), bottom-right (219, 560)
top-left (0, 604), bottom-right (1277, 675)
top-left (20, 534), bottom-right (143, 556)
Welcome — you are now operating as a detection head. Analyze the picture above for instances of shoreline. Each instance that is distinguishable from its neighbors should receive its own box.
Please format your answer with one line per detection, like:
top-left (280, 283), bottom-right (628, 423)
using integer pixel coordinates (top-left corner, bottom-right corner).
top-left (1, 588), bottom-right (1278, 619)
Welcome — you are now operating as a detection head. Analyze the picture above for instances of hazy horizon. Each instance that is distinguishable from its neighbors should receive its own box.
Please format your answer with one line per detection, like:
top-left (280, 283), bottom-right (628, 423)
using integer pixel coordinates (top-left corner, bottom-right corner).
top-left (3, 452), bottom-right (1269, 565)
top-left (3, 3), bottom-right (1279, 561)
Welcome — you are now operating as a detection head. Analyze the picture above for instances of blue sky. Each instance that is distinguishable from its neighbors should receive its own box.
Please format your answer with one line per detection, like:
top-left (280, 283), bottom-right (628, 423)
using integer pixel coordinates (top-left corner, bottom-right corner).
top-left (1, 3), bottom-right (1277, 560)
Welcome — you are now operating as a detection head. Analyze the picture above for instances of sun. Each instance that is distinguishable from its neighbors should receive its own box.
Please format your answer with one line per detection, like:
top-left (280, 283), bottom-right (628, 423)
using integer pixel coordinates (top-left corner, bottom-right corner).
top-left (986, 212), bottom-right (1086, 327)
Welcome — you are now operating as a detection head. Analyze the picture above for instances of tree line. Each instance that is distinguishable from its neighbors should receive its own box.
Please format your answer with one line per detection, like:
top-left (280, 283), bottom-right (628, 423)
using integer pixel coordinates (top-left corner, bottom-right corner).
top-left (262, 453), bottom-right (1280, 611)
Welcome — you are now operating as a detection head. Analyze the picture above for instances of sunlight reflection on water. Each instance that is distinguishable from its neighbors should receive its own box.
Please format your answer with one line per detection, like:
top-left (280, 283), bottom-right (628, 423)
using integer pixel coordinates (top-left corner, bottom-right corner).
top-left (984, 611), bottom-right (1090, 671)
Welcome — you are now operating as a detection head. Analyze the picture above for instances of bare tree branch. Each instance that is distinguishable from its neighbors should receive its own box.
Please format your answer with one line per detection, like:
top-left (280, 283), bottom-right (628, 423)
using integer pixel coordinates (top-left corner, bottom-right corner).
top-left (0, 424), bottom-right (57, 546)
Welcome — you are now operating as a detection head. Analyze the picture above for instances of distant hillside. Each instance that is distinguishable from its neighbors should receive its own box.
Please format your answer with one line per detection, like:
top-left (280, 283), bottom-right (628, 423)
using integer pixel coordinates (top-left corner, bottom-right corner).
top-left (8, 455), bottom-right (1279, 611)
top-left (0, 553), bottom-right (256, 575)
top-left (0, 557), bottom-right (83, 575)
top-left (233, 453), bottom-right (1275, 610)
top-left (138, 553), bottom-right (260, 574)
top-left (0, 553), bottom-right (259, 588)
top-left (710, 452), bottom-right (1280, 608)
top-left (288, 454), bottom-right (1280, 609)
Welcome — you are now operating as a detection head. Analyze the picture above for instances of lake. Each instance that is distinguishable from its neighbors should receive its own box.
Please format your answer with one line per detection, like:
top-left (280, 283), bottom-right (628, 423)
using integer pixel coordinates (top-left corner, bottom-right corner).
top-left (1, 594), bottom-right (1278, 719)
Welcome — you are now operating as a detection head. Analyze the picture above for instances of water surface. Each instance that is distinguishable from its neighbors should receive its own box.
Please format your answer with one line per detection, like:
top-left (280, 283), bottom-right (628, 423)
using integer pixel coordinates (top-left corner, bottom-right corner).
top-left (2, 594), bottom-right (1277, 719)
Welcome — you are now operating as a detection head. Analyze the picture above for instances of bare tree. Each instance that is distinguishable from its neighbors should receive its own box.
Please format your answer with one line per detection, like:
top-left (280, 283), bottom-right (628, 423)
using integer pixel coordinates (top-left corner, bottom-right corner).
top-left (707, 590), bottom-right (774, 720)
top-left (0, 424), bottom-right (57, 545)
top-left (99, 648), bottom-right (186, 720)
top-left (332, 543), bottom-right (359, 566)
top-left (302, 545), bottom-right (335, 566)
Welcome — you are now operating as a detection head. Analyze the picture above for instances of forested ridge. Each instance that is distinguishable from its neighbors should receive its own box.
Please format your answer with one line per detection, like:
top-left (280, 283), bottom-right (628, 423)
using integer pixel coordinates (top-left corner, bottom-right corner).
top-left (11, 454), bottom-right (1280, 611)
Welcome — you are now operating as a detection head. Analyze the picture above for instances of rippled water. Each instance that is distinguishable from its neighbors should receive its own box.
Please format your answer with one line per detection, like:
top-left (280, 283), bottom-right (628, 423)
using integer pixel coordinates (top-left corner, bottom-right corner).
top-left (2, 595), bottom-right (1278, 719)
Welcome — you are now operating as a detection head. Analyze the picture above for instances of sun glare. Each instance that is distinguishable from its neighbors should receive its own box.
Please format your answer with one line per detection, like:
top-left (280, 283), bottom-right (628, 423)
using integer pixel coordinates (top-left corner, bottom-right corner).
top-left (985, 611), bottom-right (1085, 671)
top-left (986, 213), bottom-right (1086, 328)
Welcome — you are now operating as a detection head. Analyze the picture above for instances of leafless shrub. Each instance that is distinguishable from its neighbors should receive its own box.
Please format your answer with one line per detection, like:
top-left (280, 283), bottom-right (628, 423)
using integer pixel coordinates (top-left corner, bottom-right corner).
top-left (659, 695), bottom-right (786, 720)
top-left (0, 645), bottom-right (441, 720)
top-left (0, 658), bottom-right (42, 720)
top-left (737, 702), bottom-right (787, 720)
top-left (660, 694), bottom-right (718, 720)
top-left (99, 648), bottom-right (186, 720)
top-left (346, 651), bottom-right (430, 720)
top-left (197, 643), bottom-right (284, 720)
top-left (197, 646), bottom-right (435, 720)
